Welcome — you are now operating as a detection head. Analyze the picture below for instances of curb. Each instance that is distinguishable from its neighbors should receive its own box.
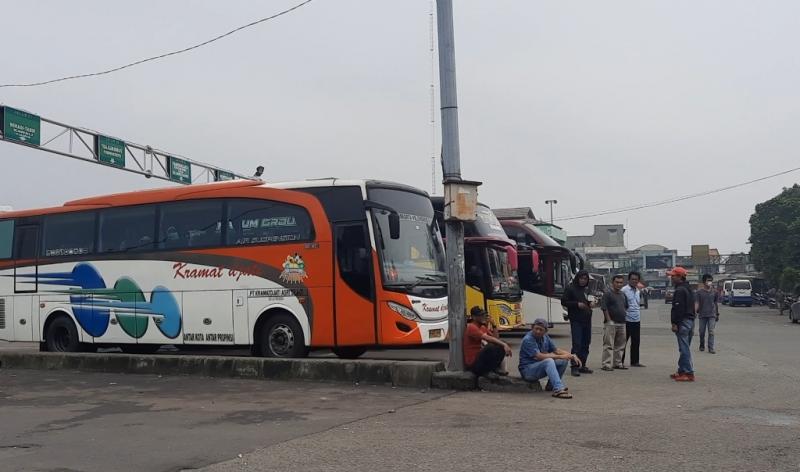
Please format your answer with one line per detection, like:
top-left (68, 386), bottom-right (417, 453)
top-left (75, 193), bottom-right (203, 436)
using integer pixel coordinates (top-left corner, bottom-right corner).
top-left (0, 352), bottom-right (444, 389)
top-left (431, 370), bottom-right (543, 392)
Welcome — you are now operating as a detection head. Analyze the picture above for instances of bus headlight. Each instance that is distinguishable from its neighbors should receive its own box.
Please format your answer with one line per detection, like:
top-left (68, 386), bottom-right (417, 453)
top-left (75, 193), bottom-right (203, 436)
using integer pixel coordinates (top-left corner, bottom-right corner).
top-left (388, 302), bottom-right (418, 321)
top-left (497, 304), bottom-right (513, 315)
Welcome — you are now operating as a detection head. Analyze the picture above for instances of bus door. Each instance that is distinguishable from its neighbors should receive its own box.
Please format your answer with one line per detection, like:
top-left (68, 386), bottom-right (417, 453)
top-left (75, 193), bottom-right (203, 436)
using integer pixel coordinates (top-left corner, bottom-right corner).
top-left (333, 222), bottom-right (376, 346)
top-left (464, 245), bottom-right (487, 314)
top-left (13, 224), bottom-right (39, 341)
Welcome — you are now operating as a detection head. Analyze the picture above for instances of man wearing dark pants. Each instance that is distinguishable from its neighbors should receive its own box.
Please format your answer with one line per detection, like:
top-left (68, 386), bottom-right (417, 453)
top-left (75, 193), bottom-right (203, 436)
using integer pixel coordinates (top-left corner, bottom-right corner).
top-left (668, 267), bottom-right (696, 382)
top-left (561, 270), bottom-right (594, 376)
top-left (621, 271), bottom-right (645, 367)
top-left (695, 273), bottom-right (720, 354)
top-left (463, 307), bottom-right (512, 378)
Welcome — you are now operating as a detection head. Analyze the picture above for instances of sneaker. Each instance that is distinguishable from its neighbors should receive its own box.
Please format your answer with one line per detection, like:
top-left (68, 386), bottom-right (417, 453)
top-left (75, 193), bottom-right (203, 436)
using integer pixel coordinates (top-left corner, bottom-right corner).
top-left (601, 366), bottom-right (614, 372)
top-left (570, 369), bottom-right (581, 377)
top-left (708, 349), bottom-right (716, 354)
top-left (614, 365), bottom-right (629, 370)
top-left (578, 367), bottom-right (594, 374)
top-left (674, 373), bottom-right (695, 382)
top-left (699, 345), bottom-right (705, 352)
top-left (631, 363), bottom-right (646, 367)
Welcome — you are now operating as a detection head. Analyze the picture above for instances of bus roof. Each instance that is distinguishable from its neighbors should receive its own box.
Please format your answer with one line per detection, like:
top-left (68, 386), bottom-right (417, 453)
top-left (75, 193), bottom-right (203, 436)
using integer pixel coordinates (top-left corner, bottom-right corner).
top-left (0, 178), bottom-right (431, 219)
top-left (267, 178), bottom-right (430, 197)
top-left (1, 180), bottom-right (262, 218)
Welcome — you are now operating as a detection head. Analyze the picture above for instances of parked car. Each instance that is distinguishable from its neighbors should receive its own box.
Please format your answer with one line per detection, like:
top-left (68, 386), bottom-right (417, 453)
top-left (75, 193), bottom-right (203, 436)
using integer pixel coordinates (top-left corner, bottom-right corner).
top-left (729, 279), bottom-right (753, 307)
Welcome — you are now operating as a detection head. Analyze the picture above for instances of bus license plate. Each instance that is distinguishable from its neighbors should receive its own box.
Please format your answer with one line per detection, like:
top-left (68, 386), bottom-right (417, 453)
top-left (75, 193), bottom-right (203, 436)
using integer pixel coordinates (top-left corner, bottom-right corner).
top-left (429, 329), bottom-right (443, 339)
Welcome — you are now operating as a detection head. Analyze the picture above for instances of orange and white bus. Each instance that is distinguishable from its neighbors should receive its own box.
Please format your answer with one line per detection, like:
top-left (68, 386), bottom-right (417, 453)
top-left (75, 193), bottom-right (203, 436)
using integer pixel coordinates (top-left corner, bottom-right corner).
top-left (0, 179), bottom-right (448, 358)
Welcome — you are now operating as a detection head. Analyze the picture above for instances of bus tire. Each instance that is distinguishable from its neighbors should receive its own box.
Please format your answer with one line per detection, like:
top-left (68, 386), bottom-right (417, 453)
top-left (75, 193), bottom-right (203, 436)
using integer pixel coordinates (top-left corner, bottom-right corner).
top-left (44, 315), bottom-right (81, 353)
top-left (259, 313), bottom-right (308, 358)
top-left (332, 346), bottom-right (368, 359)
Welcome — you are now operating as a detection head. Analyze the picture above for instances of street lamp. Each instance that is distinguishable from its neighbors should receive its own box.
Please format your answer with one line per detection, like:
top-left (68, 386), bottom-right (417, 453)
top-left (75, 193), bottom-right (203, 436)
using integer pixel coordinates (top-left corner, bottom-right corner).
top-left (545, 199), bottom-right (558, 224)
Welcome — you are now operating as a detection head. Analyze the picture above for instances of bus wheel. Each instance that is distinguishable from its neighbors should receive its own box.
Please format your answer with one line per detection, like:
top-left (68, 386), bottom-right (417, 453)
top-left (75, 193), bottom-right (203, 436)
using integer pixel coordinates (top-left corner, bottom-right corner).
top-left (332, 346), bottom-right (368, 359)
top-left (260, 314), bottom-right (308, 358)
top-left (45, 316), bottom-right (81, 353)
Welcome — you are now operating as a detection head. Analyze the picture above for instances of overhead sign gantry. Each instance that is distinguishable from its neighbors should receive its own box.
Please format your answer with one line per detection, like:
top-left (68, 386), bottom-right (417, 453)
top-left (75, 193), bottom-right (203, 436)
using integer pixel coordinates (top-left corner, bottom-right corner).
top-left (0, 105), bottom-right (247, 184)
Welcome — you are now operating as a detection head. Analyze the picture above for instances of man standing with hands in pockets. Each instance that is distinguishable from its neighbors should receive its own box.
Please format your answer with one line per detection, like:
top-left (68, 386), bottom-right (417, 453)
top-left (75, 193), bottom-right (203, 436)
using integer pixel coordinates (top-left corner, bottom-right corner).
top-left (601, 275), bottom-right (629, 371)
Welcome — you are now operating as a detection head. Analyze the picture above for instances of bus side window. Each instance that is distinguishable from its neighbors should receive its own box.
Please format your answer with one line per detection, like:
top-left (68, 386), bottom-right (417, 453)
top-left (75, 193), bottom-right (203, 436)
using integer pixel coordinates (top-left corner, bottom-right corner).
top-left (465, 248), bottom-right (482, 287)
top-left (43, 212), bottom-right (95, 257)
top-left (159, 200), bottom-right (223, 249)
top-left (226, 199), bottom-right (314, 246)
top-left (0, 220), bottom-right (14, 259)
top-left (98, 206), bottom-right (156, 253)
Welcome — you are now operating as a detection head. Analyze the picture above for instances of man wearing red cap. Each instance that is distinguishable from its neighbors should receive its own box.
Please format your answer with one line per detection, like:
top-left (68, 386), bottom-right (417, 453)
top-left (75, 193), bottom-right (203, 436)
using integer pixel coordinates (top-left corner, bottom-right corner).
top-left (668, 267), bottom-right (696, 381)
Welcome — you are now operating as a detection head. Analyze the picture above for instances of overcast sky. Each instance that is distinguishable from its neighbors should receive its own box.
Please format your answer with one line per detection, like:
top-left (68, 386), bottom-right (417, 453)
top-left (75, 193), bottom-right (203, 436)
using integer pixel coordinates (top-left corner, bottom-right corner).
top-left (2, 0), bottom-right (799, 255)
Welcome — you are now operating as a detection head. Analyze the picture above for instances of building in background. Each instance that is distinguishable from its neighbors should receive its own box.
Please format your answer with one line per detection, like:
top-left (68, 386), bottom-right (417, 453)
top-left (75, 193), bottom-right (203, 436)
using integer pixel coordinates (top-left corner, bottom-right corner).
top-left (566, 225), bottom-right (631, 272)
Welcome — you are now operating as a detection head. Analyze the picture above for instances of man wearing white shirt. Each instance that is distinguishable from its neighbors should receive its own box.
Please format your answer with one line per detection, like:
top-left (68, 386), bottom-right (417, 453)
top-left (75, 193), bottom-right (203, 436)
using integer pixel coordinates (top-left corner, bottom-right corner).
top-left (621, 271), bottom-right (646, 367)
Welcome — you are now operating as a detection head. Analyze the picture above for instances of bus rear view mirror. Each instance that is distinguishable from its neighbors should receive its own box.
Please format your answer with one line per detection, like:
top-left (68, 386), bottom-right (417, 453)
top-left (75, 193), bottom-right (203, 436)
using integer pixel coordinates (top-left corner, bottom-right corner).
top-left (506, 246), bottom-right (518, 271)
top-left (531, 250), bottom-right (540, 273)
top-left (389, 212), bottom-right (400, 240)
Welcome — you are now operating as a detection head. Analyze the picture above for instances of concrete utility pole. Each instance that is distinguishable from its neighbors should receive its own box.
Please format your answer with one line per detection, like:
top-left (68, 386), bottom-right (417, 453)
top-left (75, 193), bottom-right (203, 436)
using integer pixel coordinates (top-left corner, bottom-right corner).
top-left (437, 0), bottom-right (478, 372)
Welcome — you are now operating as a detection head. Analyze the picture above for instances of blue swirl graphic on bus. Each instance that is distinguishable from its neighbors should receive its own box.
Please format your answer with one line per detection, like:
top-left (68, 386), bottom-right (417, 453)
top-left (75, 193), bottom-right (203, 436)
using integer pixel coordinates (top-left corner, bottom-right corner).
top-left (30, 263), bottom-right (181, 339)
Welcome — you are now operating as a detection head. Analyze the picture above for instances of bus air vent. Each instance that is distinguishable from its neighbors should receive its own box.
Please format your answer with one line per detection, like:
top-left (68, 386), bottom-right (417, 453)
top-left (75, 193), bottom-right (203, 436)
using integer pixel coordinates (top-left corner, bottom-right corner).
top-left (0, 299), bottom-right (5, 329)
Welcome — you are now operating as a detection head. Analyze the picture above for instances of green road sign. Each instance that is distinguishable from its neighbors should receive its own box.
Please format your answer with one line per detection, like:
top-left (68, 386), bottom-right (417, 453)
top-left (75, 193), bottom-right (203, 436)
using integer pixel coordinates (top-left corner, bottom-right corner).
top-left (2, 107), bottom-right (41, 145)
top-left (96, 135), bottom-right (125, 167)
top-left (215, 170), bottom-right (235, 181)
top-left (169, 156), bottom-right (192, 184)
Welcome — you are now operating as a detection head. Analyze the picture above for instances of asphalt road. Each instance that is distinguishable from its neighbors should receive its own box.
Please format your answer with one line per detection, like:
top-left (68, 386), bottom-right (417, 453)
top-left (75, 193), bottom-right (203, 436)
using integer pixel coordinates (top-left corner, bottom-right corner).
top-left (1, 302), bottom-right (799, 472)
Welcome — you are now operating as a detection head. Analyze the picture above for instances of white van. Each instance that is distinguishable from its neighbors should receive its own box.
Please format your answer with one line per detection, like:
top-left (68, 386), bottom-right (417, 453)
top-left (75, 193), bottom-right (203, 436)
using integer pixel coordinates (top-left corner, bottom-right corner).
top-left (729, 279), bottom-right (752, 307)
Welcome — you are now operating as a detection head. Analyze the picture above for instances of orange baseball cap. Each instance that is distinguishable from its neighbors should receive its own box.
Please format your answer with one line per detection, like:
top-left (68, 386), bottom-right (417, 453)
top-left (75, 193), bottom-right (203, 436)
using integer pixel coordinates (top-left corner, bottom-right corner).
top-left (667, 267), bottom-right (688, 277)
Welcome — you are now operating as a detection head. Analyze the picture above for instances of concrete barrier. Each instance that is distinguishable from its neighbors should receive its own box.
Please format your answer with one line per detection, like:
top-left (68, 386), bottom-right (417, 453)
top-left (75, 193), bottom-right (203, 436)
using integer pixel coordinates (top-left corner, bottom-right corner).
top-left (0, 352), bottom-right (444, 389)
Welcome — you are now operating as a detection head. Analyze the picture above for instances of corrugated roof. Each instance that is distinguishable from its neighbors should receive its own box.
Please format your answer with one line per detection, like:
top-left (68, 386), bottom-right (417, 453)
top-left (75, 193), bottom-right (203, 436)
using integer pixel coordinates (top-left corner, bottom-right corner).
top-left (492, 207), bottom-right (536, 221)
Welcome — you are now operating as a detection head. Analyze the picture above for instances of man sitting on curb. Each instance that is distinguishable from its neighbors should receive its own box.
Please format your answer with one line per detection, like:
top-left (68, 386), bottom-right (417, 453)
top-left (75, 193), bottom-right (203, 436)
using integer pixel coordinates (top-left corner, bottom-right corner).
top-left (463, 306), bottom-right (512, 379)
top-left (518, 318), bottom-right (579, 399)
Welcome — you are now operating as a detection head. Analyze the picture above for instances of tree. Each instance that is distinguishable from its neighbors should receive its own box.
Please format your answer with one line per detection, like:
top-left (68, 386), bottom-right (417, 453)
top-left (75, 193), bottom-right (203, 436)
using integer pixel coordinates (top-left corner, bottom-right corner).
top-left (780, 267), bottom-right (800, 295)
top-left (749, 184), bottom-right (800, 286)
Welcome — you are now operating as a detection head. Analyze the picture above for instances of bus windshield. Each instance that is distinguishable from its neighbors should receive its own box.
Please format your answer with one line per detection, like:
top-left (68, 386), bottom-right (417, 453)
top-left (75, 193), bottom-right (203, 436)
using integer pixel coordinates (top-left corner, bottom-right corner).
top-left (487, 246), bottom-right (520, 296)
top-left (466, 205), bottom-right (508, 239)
top-left (369, 188), bottom-right (447, 287)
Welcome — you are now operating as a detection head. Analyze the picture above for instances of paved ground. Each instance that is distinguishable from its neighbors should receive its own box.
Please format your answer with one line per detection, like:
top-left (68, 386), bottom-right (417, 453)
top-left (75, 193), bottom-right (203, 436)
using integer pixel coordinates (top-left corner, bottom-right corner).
top-left (2, 302), bottom-right (799, 472)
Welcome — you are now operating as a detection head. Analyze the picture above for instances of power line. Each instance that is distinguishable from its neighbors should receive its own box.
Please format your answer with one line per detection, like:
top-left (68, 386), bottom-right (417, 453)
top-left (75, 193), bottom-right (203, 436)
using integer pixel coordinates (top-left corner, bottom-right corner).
top-left (0, 0), bottom-right (314, 89)
top-left (556, 166), bottom-right (800, 222)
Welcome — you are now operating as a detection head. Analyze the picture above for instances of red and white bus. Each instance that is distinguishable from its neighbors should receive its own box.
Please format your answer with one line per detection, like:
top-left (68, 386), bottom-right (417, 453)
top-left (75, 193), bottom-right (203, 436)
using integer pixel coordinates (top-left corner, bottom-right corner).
top-left (0, 179), bottom-right (448, 358)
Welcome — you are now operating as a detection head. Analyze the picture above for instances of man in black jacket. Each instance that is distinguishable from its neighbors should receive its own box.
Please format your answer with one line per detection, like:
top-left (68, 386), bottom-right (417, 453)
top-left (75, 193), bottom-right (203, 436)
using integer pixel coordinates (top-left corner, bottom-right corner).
top-left (668, 267), bottom-right (696, 382)
top-left (561, 270), bottom-right (594, 376)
